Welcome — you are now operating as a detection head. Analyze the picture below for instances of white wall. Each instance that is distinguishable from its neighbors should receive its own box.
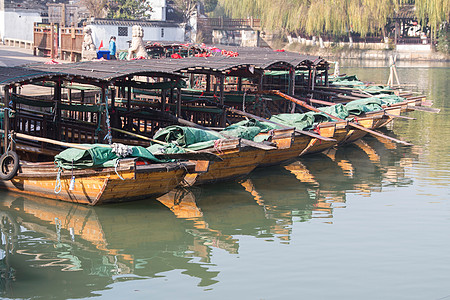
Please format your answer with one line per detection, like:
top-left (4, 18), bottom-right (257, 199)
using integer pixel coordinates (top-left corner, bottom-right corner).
top-left (2, 10), bottom-right (42, 42)
top-left (396, 44), bottom-right (431, 52)
top-left (0, 10), bottom-right (5, 42)
top-left (88, 24), bottom-right (185, 51)
top-left (147, 0), bottom-right (166, 21)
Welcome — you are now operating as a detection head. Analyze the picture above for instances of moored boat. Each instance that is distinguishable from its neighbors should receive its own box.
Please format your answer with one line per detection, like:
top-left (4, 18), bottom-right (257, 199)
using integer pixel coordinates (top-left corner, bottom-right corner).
top-left (0, 158), bottom-right (193, 205)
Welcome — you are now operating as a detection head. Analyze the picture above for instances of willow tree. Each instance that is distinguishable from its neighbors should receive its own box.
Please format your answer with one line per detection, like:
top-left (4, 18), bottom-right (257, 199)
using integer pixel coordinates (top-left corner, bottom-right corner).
top-left (217, 0), bottom-right (399, 37)
top-left (412, 0), bottom-right (450, 38)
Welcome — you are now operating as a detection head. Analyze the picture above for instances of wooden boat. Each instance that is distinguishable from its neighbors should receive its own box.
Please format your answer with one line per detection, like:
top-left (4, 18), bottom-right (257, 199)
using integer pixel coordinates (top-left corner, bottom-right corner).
top-left (0, 158), bottom-right (194, 205)
top-left (184, 138), bottom-right (267, 185)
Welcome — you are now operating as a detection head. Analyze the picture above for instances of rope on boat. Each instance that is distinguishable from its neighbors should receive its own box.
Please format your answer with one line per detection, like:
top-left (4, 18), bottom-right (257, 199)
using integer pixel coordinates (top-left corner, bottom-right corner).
top-left (214, 139), bottom-right (224, 155)
top-left (104, 96), bottom-right (112, 145)
top-left (114, 159), bottom-right (125, 181)
top-left (111, 143), bottom-right (133, 158)
top-left (54, 167), bottom-right (62, 194)
top-left (6, 133), bottom-right (15, 153)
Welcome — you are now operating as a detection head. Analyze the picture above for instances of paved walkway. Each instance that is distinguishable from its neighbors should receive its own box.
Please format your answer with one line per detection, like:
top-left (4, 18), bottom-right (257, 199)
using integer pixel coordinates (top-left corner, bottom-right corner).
top-left (0, 44), bottom-right (61, 67)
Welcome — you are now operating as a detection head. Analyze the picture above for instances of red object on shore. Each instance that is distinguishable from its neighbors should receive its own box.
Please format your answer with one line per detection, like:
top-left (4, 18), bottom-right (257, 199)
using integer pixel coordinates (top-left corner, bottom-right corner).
top-left (171, 53), bottom-right (182, 59)
top-left (44, 59), bottom-right (60, 64)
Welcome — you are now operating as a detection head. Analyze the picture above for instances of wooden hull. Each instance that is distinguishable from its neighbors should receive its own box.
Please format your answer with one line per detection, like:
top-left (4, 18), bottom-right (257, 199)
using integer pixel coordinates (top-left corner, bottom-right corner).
top-left (185, 147), bottom-right (266, 185)
top-left (0, 159), bottom-right (191, 205)
top-left (257, 128), bottom-right (313, 167)
top-left (259, 134), bottom-right (311, 167)
top-left (300, 122), bottom-right (347, 156)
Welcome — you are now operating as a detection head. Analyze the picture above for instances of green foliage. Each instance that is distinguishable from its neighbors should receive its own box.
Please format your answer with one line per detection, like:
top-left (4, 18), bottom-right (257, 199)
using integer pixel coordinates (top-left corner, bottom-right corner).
top-left (436, 23), bottom-right (450, 54)
top-left (411, 0), bottom-right (450, 34)
top-left (216, 0), bottom-right (449, 37)
top-left (107, 0), bottom-right (152, 20)
top-left (203, 0), bottom-right (218, 13)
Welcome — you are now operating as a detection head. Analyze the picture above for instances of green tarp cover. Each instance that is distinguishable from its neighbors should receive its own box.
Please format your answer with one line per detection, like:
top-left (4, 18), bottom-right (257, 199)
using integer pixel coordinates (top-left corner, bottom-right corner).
top-left (330, 75), bottom-right (395, 94)
top-left (153, 125), bottom-right (223, 151)
top-left (319, 104), bottom-right (349, 119)
top-left (376, 95), bottom-right (404, 105)
top-left (269, 112), bottom-right (332, 130)
top-left (221, 119), bottom-right (281, 142)
top-left (54, 144), bottom-right (162, 170)
top-left (329, 75), bottom-right (359, 82)
top-left (343, 96), bottom-right (403, 115)
top-left (344, 99), bottom-right (383, 115)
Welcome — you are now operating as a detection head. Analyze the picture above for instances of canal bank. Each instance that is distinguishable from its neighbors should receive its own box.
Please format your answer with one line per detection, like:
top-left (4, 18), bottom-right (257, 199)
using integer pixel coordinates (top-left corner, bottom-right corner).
top-left (284, 42), bottom-right (450, 62)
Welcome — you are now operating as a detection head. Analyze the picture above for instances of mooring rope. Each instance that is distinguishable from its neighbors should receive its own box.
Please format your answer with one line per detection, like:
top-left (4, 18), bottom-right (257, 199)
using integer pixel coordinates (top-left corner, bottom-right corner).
top-left (114, 159), bottom-right (125, 181)
top-left (54, 167), bottom-right (62, 194)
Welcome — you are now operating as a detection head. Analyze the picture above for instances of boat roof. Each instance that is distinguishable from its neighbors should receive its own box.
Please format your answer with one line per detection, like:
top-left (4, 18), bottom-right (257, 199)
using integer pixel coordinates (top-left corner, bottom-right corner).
top-left (0, 66), bottom-right (61, 86)
top-left (1, 48), bottom-right (327, 86)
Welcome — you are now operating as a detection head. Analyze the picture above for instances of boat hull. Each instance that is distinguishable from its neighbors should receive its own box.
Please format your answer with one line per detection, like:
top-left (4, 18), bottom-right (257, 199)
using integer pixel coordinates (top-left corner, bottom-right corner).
top-left (0, 160), bottom-right (190, 205)
top-left (185, 147), bottom-right (266, 185)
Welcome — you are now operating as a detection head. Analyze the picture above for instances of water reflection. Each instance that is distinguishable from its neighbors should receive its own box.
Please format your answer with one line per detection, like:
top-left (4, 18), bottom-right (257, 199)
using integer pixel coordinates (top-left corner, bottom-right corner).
top-left (0, 134), bottom-right (419, 298)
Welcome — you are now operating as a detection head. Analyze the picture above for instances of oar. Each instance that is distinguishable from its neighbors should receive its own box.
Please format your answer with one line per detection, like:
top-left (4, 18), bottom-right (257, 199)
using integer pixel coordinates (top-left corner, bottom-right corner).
top-left (267, 91), bottom-right (413, 146)
top-left (1, 130), bottom-right (92, 150)
top-left (406, 105), bottom-right (440, 113)
top-left (111, 127), bottom-right (223, 162)
top-left (384, 113), bottom-right (416, 120)
top-left (302, 97), bottom-right (416, 120)
top-left (4, 130), bottom-right (222, 162)
top-left (223, 106), bottom-right (336, 142)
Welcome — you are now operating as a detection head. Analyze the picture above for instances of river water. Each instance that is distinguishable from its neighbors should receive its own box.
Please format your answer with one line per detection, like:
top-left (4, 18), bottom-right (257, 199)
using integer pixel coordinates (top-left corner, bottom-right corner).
top-left (0, 61), bottom-right (448, 300)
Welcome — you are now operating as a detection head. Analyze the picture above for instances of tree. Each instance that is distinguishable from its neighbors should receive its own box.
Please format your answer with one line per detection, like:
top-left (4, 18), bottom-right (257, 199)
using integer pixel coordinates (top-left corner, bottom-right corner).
top-left (412, 0), bottom-right (450, 38)
top-left (172, 0), bottom-right (218, 22)
top-left (216, 0), bottom-right (449, 38)
top-left (107, 0), bottom-right (152, 20)
top-left (82, 0), bottom-right (108, 18)
top-left (203, 0), bottom-right (218, 13)
top-left (172, 0), bottom-right (198, 23)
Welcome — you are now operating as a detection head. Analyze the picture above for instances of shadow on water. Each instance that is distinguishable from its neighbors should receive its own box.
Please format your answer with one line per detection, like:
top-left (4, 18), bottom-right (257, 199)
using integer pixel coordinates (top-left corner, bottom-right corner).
top-left (0, 133), bottom-right (417, 298)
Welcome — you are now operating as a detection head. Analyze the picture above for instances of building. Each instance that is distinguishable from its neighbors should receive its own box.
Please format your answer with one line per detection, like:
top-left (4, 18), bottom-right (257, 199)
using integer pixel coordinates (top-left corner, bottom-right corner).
top-left (86, 18), bottom-right (185, 51)
top-left (0, 0), bottom-right (48, 45)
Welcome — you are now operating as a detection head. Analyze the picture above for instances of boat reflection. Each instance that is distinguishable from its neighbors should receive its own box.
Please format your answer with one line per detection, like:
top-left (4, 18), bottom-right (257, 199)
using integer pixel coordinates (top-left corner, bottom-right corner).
top-left (0, 134), bottom-right (418, 297)
top-left (0, 195), bottom-right (221, 298)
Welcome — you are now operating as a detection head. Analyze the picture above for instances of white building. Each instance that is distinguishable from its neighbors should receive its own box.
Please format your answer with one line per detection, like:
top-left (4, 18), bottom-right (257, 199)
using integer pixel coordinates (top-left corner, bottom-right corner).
top-left (87, 19), bottom-right (185, 51)
top-left (147, 0), bottom-right (167, 21)
top-left (0, 0), bottom-right (47, 44)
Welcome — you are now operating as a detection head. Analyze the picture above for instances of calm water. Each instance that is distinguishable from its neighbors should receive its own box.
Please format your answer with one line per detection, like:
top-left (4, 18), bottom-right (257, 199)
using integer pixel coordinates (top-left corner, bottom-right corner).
top-left (0, 62), bottom-right (449, 300)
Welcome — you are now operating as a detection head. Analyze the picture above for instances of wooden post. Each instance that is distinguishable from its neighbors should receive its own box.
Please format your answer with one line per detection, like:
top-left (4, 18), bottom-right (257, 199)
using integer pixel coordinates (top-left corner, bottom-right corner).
top-left (237, 77), bottom-right (242, 91)
top-left (110, 87), bottom-right (115, 108)
top-left (289, 68), bottom-right (295, 95)
top-left (177, 87), bottom-right (182, 117)
top-left (11, 86), bottom-right (17, 133)
top-left (289, 68), bottom-right (296, 113)
top-left (206, 74), bottom-right (211, 92)
top-left (100, 86), bottom-right (109, 142)
top-left (61, 4), bottom-right (66, 27)
top-left (189, 73), bottom-right (195, 88)
top-left (161, 79), bottom-right (166, 112)
top-left (50, 24), bottom-right (55, 59)
top-left (55, 80), bottom-right (62, 140)
top-left (3, 86), bottom-right (10, 154)
top-left (307, 65), bottom-right (312, 90)
top-left (127, 79), bottom-right (131, 129)
top-left (219, 75), bottom-right (226, 127)
top-left (67, 87), bottom-right (72, 118)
